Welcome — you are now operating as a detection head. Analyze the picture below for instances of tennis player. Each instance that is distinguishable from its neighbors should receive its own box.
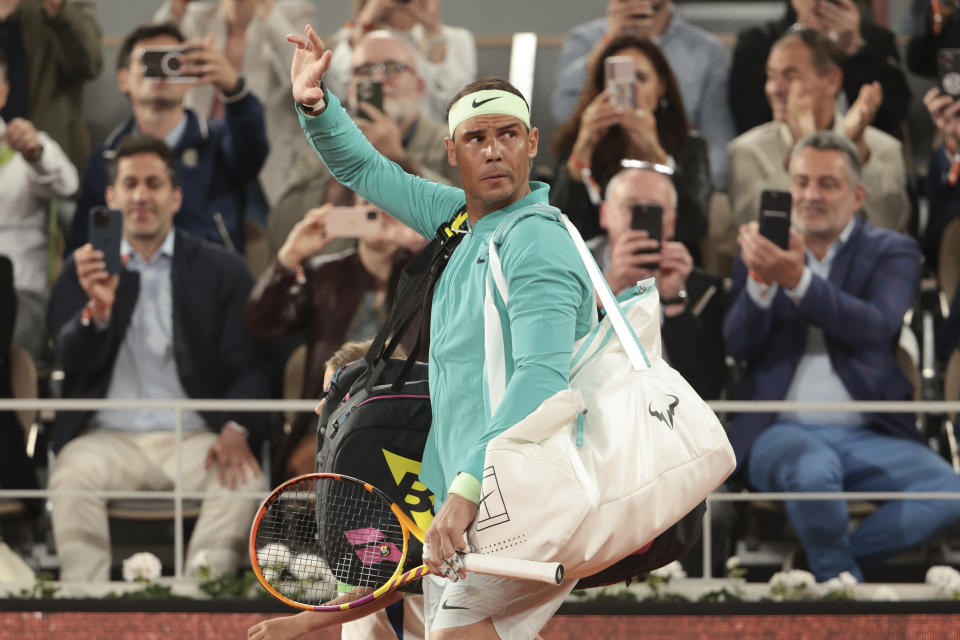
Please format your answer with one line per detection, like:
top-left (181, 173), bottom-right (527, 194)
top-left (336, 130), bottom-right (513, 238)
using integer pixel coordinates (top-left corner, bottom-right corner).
top-left (284, 25), bottom-right (596, 640)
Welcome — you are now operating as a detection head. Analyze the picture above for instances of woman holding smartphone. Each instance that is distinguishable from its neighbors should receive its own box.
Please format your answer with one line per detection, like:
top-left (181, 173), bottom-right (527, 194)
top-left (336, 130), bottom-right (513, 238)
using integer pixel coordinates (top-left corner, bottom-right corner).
top-left (550, 35), bottom-right (711, 265)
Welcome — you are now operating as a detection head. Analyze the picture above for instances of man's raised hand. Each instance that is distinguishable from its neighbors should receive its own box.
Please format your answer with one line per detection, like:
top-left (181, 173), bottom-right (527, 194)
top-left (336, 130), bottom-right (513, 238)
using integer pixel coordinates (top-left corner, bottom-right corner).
top-left (287, 25), bottom-right (332, 107)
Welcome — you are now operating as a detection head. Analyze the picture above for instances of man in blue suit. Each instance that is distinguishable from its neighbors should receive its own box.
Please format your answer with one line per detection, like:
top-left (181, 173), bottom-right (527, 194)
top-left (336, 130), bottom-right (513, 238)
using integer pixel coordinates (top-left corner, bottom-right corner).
top-left (724, 130), bottom-right (960, 582)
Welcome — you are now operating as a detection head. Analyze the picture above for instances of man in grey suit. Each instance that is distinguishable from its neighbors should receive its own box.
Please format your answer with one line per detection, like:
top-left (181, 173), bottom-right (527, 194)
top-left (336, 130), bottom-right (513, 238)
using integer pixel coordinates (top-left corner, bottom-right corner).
top-left (726, 27), bottom-right (909, 234)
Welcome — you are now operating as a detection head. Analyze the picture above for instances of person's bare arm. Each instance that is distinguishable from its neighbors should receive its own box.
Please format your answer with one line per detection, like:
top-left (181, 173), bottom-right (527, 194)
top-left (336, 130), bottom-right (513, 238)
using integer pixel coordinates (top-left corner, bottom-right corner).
top-left (247, 592), bottom-right (404, 639)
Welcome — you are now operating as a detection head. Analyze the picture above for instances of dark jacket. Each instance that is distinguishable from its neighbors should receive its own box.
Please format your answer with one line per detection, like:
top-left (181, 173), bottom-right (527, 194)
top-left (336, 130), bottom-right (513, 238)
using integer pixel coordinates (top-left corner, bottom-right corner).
top-left (729, 7), bottom-right (911, 138)
top-left (550, 131), bottom-right (711, 265)
top-left (924, 142), bottom-right (960, 270)
top-left (906, 7), bottom-right (960, 78)
top-left (723, 220), bottom-right (923, 472)
top-left (244, 248), bottom-right (423, 477)
top-left (5, 0), bottom-right (102, 171)
top-left (69, 92), bottom-right (268, 254)
top-left (47, 231), bottom-right (270, 452)
top-left (0, 255), bottom-right (39, 501)
top-left (662, 268), bottom-right (728, 400)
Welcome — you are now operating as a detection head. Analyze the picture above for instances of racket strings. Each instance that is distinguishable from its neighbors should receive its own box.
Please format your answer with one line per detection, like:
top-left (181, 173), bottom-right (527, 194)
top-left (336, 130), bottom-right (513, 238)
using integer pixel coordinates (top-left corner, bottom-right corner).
top-left (254, 477), bottom-right (405, 606)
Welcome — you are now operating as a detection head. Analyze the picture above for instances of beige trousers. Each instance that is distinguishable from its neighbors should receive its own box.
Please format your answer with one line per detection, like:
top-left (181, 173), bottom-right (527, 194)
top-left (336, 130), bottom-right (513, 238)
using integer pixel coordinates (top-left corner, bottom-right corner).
top-left (50, 429), bottom-right (262, 582)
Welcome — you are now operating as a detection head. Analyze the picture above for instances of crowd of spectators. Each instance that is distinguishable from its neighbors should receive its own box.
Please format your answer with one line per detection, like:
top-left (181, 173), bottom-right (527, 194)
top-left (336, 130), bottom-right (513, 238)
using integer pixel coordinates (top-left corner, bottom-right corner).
top-left (2, 0), bottom-right (960, 590)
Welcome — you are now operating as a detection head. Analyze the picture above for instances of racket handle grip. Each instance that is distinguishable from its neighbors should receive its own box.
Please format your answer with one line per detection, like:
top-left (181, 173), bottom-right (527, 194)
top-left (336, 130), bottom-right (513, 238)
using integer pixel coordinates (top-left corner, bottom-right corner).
top-left (462, 553), bottom-right (565, 585)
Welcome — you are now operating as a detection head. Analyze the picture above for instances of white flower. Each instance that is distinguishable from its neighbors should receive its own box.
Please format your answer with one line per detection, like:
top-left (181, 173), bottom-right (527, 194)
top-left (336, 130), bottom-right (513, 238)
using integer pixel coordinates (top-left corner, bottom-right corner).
top-left (725, 556), bottom-right (741, 571)
top-left (290, 553), bottom-right (326, 581)
top-left (822, 577), bottom-right (842, 593)
top-left (186, 550), bottom-right (211, 574)
top-left (650, 561), bottom-right (686, 581)
top-left (769, 569), bottom-right (818, 600)
top-left (838, 571), bottom-right (858, 587)
top-left (278, 579), bottom-right (303, 599)
top-left (871, 586), bottom-right (900, 601)
top-left (262, 567), bottom-right (281, 584)
top-left (925, 565), bottom-right (960, 597)
top-left (768, 571), bottom-right (788, 589)
top-left (786, 569), bottom-right (816, 591)
top-left (122, 552), bottom-right (162, 583)
top-left (258, 543), bottom-right (292, 570)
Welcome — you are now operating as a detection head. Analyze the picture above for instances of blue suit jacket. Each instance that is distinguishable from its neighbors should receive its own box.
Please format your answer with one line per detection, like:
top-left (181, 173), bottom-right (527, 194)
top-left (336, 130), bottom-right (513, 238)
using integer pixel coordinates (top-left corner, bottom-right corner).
top-left (47, 231), bottom-right (270, 452)
top-left (69, 91), bottom-right (268, 254)
top-left (723, 220), bottom-right (923, 472)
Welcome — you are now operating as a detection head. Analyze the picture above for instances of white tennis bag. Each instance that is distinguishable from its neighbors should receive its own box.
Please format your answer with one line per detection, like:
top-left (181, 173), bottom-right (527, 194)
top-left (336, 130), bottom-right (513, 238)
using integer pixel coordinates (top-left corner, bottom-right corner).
top-left (469, 210), bottom-right (736, 580)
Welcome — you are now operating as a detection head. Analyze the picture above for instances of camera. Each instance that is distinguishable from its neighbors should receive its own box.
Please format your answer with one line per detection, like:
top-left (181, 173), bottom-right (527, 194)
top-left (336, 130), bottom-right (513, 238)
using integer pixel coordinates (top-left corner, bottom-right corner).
top-left (939, 49), bottom-right (960, 99)
top-left (139, 46), bottom-right (199, 83)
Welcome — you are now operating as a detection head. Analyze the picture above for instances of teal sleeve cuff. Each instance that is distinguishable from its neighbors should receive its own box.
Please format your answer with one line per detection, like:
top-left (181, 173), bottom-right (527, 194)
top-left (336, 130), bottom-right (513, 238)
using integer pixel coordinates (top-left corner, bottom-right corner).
top-left (448, 472), bottom-right (481, 504)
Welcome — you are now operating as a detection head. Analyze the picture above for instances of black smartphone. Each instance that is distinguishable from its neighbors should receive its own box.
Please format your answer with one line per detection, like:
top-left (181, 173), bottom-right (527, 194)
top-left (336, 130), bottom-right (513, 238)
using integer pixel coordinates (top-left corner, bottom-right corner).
top-left (938, 49), bottom-right (960, 99)
top-left (139, 45), bottom-right (200, 83)
top-left (355, 79), bottom-right (384, 118)
top-left (630, 203), bottom-right (663, 263)
top-left (758, 189), bottom-right (792, 250)
top-left (87, 207), bottom-right (123, 275)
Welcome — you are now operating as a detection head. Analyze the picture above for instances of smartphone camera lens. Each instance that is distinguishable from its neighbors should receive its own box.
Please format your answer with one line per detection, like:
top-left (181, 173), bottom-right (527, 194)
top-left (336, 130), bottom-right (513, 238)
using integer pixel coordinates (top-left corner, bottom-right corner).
top-left (94, 210), bottom-right (110, 226)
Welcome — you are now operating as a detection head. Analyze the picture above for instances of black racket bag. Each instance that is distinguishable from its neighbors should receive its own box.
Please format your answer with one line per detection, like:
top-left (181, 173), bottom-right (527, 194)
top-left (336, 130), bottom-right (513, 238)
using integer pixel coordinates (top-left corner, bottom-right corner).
top-left (314, 213), bottom-right (467, 588)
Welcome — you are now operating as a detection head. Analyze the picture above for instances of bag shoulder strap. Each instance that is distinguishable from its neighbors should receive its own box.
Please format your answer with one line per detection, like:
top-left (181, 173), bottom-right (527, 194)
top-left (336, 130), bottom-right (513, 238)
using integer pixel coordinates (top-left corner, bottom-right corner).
top-left (485, 207), bottom-right (650, 371)
top-left (364, 206), bottom-right (469, 392)
top-left (486, 204), bottom-right (562, 305)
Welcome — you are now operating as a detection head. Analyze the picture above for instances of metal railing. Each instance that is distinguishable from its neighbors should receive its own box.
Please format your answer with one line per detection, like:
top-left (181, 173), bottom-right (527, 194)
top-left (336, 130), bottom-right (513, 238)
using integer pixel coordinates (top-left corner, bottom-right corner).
top-left (1, 398), bottom-right (959, 579)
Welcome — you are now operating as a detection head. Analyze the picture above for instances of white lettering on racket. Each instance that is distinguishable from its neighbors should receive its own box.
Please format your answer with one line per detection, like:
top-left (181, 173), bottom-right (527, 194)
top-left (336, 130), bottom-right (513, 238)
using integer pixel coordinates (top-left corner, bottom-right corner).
top-left (344, 528), bottom-right (402, 566)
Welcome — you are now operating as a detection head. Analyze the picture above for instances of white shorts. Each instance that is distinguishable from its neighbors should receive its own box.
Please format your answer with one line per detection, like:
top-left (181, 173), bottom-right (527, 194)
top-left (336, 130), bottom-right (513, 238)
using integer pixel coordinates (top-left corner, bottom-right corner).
top-left (340, 595), bottom-right (425, 640)
top-left (422, 572), bottom-right (574, 640)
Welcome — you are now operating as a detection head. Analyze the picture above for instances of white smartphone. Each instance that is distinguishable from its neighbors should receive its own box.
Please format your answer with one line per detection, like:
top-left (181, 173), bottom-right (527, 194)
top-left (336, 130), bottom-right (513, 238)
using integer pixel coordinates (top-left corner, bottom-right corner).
top-left (605, 56), bottom-right (637, 109)
top-left (326, 206), bottom-right (383, 238)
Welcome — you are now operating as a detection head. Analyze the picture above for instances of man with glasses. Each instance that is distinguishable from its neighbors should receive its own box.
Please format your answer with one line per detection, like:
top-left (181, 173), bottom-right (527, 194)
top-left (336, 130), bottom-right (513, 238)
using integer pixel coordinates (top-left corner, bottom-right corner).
top-left (594, 161), bottom-right (727, 399)
top-left (267, 29), bottom-right (460, 251)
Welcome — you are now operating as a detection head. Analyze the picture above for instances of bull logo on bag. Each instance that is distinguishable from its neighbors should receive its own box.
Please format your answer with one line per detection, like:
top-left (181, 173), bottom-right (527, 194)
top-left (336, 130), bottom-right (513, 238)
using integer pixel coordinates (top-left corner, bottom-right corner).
top-left (648, 394), bottom-right (680, 430)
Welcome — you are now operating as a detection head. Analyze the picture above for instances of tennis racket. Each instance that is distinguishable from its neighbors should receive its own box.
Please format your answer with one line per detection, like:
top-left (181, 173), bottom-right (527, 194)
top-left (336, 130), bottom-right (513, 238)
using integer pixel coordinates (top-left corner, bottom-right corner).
top-left (249, 472), bottom-right (564, 611)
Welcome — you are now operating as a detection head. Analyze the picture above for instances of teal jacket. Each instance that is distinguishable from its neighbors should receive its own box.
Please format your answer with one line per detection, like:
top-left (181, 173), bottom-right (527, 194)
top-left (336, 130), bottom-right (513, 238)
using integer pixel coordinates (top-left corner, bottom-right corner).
top-left (299, 92), bottom-right (595, 503)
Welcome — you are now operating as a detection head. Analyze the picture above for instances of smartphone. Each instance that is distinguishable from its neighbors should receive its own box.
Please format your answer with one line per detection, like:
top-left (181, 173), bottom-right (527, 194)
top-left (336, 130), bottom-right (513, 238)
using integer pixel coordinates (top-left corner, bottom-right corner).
top-left (758, 189), bottom-right (792, 250)
top-left (326, 206), bottom-right (383, 238)
top-left (139, 45), bottom-right (200, 83)
top-left (355, 79), bottom-right (384, 118)
top-left (605, 56), bottom-right (637, 110)
top-left (630, 203), bottom-right (663, 265)
top-left (938, 49), bottom-right (960, 99)
top-left (87, 207), bottom-right (123, 275)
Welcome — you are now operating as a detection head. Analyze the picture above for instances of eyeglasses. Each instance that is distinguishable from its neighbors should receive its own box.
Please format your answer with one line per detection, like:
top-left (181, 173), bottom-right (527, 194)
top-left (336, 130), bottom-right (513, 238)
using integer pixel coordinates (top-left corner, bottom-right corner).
top-left (620, 158), bottom-right (675, 176)
top-left (352, 61), bottom-right (413, 77)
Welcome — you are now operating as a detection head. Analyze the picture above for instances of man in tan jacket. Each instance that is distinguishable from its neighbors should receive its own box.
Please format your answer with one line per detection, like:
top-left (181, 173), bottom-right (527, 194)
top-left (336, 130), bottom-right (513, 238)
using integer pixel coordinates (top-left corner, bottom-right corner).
top-left (267, 29), bottom-right (461, 251)
top-left (727, 26), bottom-right (909, 234)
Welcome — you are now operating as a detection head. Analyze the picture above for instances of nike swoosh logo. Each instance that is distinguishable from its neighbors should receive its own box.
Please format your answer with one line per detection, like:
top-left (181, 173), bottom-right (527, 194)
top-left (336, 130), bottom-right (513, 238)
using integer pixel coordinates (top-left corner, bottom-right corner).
top-left (441, 600), bottom-right (469, 610)
top-left (472, 96), bottom-right (501, 108)
top-left (477, 256), bottom-right (486, 264)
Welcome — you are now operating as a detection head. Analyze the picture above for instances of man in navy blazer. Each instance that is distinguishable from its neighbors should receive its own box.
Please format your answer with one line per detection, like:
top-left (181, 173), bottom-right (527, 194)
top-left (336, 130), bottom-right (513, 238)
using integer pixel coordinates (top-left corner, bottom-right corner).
top-left (47, 135), bottom-right (269, 582)
top-left (68, 22), bottom-right (269, 254)
top-left (724, 131), bottom-right (960, 582)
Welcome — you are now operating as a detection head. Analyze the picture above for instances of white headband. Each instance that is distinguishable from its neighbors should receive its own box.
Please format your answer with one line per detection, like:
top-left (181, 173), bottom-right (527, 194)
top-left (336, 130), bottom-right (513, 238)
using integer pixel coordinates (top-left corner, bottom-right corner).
top-left (447, 89), bottom-right (530, 138)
